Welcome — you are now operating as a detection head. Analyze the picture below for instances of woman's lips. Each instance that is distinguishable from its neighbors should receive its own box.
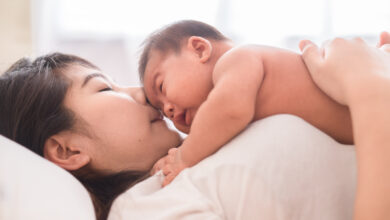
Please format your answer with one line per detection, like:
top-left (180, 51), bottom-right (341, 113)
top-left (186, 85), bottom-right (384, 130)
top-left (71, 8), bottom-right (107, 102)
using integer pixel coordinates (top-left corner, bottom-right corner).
top-left (151, 118), bottom-right (163, 123)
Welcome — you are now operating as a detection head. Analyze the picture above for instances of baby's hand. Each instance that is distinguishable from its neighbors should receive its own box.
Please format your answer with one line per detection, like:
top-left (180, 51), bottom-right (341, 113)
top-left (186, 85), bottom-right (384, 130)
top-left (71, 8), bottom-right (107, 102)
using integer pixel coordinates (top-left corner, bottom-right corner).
top-left (151, 156), bottom-right (167, 175)
top-left (151, 148), bottom-right (188, 187)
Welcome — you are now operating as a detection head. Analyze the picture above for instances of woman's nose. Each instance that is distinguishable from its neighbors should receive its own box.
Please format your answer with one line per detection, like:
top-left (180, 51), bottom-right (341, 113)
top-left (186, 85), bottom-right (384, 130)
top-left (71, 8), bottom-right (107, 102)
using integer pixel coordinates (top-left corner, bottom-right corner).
top-left (126, 87), bottom-right (147, 105)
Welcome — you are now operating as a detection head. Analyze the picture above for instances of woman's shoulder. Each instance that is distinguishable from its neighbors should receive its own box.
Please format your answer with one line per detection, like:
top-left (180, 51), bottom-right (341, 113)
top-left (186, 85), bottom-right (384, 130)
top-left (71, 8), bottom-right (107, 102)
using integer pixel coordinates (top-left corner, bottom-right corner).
top-left (186, 114), bottom-right (356, 219)
top-left (109, 114), bottom-right (356, 219)
top-left (108, 170), bottom-right (224, 219)
top-left (191, 114), bottom-right (344, 171)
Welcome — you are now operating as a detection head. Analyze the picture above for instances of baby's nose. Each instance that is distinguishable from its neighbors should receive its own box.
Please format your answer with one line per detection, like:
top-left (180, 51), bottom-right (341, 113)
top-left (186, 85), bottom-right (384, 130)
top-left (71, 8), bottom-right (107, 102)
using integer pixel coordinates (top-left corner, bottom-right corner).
top-left (163, 103), bottom-right (174, 119)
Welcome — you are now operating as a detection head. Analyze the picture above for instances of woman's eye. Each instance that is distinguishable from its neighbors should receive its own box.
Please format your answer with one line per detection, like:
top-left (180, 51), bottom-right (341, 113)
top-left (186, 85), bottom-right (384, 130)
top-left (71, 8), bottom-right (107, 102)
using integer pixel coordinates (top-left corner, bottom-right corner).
top-left (99, 87), bottom-right (112, 92)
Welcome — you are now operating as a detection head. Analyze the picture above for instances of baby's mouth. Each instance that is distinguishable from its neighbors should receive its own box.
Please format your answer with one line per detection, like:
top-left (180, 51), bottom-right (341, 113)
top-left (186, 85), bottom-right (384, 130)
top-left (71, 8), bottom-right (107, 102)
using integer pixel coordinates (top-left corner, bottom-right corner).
top-left (174, 110), bottom-right (187, 126)
top-left (185, 110), bottom-right (192, 126)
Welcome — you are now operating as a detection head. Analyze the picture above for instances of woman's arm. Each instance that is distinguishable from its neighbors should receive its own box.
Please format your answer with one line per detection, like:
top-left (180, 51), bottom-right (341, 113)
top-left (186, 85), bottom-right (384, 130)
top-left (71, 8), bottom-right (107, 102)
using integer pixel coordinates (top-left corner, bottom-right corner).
top-left (299, 34), bottom-right (390, 220)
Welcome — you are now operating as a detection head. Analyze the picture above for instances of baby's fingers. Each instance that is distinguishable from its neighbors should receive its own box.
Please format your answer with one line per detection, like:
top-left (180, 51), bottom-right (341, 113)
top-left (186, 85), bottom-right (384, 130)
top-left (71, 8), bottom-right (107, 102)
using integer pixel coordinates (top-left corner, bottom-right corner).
top-left (151, 157), bottom-right (166, 175)
top-left (162, 164), bottom-right (172, 176)
top-left (162, 173), bottom-right (176, 187)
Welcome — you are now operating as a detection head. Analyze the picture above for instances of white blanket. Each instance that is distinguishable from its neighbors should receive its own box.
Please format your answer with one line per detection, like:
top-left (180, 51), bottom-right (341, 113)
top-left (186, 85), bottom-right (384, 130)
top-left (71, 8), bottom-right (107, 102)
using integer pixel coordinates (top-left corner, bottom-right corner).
top-left (108, 115), bottom-right (356, 220)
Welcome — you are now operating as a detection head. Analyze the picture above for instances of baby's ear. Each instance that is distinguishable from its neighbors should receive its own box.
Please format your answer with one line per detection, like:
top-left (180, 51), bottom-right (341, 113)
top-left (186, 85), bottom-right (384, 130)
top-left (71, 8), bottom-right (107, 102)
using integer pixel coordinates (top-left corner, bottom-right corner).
top-left (43, 133), bottom-right (91, 171)
top-left (187, 36), bottom-right (212, 63)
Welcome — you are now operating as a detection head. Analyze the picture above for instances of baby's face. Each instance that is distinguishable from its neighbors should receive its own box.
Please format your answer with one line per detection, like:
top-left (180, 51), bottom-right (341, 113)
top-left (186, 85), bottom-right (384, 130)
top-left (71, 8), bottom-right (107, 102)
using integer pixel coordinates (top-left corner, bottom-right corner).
top-left (143, 50), bottom-right (214, 133)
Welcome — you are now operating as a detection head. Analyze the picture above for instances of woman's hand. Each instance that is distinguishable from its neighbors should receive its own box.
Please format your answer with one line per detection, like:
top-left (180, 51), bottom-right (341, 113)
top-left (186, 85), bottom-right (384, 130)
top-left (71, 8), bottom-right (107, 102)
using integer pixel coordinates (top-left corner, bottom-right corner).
top-left (151, 148), bottom-right (188, 187)
top-left (299, 32), bottom-right (390, 105)
top-left (300, 32), bottom-right (390, 220)
top-left (378, 31), bottom-right (390, 50)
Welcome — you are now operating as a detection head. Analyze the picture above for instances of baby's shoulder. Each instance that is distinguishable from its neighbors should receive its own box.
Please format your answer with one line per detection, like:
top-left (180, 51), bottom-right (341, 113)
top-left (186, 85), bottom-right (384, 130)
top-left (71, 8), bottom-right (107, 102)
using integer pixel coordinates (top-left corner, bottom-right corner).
top-left (226, 44), bottom-right (294, 54)
top-left (217, 44), bottom-right (295, 67)
top-left (214, 45), bottom-right (264, 74)
top-left (220, 44), bottom-right (261, 59)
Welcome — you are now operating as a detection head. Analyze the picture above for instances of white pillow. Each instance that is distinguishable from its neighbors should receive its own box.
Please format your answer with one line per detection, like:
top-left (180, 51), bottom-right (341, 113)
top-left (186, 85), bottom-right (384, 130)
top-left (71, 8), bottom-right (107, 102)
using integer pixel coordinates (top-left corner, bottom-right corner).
top-left (0, 135), bottom-right (95, 220)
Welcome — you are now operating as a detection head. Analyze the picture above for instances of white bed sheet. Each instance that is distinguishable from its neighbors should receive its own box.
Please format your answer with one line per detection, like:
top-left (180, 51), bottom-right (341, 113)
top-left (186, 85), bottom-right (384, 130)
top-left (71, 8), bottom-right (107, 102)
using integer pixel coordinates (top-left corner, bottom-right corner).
top-left (108, 114), bottom-right (357, 220)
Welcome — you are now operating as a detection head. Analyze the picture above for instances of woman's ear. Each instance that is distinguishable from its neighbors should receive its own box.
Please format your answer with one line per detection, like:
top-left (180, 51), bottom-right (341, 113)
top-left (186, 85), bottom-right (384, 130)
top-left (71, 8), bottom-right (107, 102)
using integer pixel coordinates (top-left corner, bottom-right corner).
top-left (43, 134), bottom-right (90, 171)
top-left (187, 36), bottom-right (212, 63)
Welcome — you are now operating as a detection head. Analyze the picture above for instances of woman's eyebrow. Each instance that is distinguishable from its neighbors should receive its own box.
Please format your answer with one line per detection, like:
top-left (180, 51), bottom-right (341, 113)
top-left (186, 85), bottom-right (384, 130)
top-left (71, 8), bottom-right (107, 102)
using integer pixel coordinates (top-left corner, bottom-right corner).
top-left (82, 73), bottom-right (109, 88)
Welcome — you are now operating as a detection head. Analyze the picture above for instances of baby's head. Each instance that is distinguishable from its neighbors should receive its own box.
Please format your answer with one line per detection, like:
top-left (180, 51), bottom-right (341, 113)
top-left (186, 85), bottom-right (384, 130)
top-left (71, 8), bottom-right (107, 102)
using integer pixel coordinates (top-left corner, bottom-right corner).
top-left (139, 20), bottom-right (230, 133)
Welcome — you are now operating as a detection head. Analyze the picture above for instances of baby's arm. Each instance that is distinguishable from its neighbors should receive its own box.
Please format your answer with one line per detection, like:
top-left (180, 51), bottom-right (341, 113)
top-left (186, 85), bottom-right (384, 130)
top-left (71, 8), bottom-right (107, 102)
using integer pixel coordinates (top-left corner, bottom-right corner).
top-left (160, 46), bottom-right (264, 185)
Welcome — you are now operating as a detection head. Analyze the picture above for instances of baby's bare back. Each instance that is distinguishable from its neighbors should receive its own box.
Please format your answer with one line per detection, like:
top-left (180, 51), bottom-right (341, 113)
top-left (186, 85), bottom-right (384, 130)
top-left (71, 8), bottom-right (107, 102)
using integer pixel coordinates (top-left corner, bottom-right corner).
top-left (253, 45), bottom-right (353, 144)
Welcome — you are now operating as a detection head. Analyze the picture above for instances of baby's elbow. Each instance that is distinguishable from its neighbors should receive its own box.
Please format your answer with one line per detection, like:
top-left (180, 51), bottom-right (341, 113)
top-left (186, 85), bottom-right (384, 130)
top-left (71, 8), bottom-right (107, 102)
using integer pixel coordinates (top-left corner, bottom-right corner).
top-left (225, 105), bottom-right (255, 125)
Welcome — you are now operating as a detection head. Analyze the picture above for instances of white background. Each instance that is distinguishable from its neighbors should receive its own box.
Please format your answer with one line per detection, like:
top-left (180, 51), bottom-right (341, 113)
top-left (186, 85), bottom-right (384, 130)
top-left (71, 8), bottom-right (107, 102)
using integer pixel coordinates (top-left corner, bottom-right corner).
top-left (31, 0), bottom-right (390, 86)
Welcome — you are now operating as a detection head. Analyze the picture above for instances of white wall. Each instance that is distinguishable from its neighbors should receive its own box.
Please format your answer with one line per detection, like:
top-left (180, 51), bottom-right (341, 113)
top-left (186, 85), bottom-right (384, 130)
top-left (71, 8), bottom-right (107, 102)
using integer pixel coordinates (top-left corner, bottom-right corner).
top-left (9, 0), bottom-right (390, 85)
top-left (0, 0), bottom-right (32, 72)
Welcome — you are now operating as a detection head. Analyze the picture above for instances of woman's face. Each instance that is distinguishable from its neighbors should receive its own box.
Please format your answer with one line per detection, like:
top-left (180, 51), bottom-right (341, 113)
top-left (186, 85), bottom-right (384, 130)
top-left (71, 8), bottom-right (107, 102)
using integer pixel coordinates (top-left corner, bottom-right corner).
top-left (63, 65), bottom-right (181, 173)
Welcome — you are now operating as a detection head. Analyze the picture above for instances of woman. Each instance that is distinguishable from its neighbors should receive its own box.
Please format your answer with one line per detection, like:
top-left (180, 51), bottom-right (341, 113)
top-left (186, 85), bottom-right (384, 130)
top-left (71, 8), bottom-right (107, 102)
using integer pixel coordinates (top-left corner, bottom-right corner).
top-left (0, 52), bottom-right (358, 220)
top-left (0, 54), bottom-right (182, 219)
top-left (0, 31), bottom-right (388, 220)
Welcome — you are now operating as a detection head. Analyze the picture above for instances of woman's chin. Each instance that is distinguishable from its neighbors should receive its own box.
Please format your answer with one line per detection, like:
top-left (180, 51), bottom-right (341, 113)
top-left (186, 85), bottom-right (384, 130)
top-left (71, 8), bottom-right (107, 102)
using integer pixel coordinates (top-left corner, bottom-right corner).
top-left (171, 130), bottom-right (183, 147)
top-left (152, 119), bottom-right (183, 151)
top-left (163, 124), bottom-right (183, 147)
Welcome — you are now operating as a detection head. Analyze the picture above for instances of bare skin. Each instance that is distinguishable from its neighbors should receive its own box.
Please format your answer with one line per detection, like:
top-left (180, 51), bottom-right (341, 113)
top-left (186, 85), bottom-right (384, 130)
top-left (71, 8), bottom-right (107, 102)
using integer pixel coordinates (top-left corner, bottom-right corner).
top-left (44, 66), bottom-right (181, 174)
top-left (250, 45), bottom-right (352, 143)
top-left (300, 32), bottom-right (390, 220)
top-left (144, 37), bottom-right (353, 186)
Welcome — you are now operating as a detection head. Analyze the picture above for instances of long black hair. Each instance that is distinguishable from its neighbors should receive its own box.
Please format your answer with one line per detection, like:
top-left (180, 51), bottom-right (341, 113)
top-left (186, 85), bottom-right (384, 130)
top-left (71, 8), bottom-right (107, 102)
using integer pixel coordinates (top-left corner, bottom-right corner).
top-left (0, 53), bottom-right (148, 220)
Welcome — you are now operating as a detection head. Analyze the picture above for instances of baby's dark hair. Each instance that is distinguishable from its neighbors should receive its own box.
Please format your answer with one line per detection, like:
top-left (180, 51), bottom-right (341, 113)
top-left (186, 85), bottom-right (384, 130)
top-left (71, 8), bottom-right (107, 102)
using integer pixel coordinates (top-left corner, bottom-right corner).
top-left (0, 53), bottom-right (147, 220)
top-left (138, 20), bottom-right (229, 82)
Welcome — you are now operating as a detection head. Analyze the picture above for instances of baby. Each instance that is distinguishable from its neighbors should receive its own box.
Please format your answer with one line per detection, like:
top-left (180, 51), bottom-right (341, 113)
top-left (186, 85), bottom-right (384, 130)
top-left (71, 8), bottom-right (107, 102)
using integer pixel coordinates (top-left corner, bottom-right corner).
top-left (139, 20), bottom-right (353, 186)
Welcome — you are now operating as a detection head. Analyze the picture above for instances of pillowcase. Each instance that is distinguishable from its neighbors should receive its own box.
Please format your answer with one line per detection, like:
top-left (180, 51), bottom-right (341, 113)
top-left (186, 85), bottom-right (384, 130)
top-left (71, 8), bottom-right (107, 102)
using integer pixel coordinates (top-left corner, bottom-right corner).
top-left (0, 135), bottom-right (95, 220)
